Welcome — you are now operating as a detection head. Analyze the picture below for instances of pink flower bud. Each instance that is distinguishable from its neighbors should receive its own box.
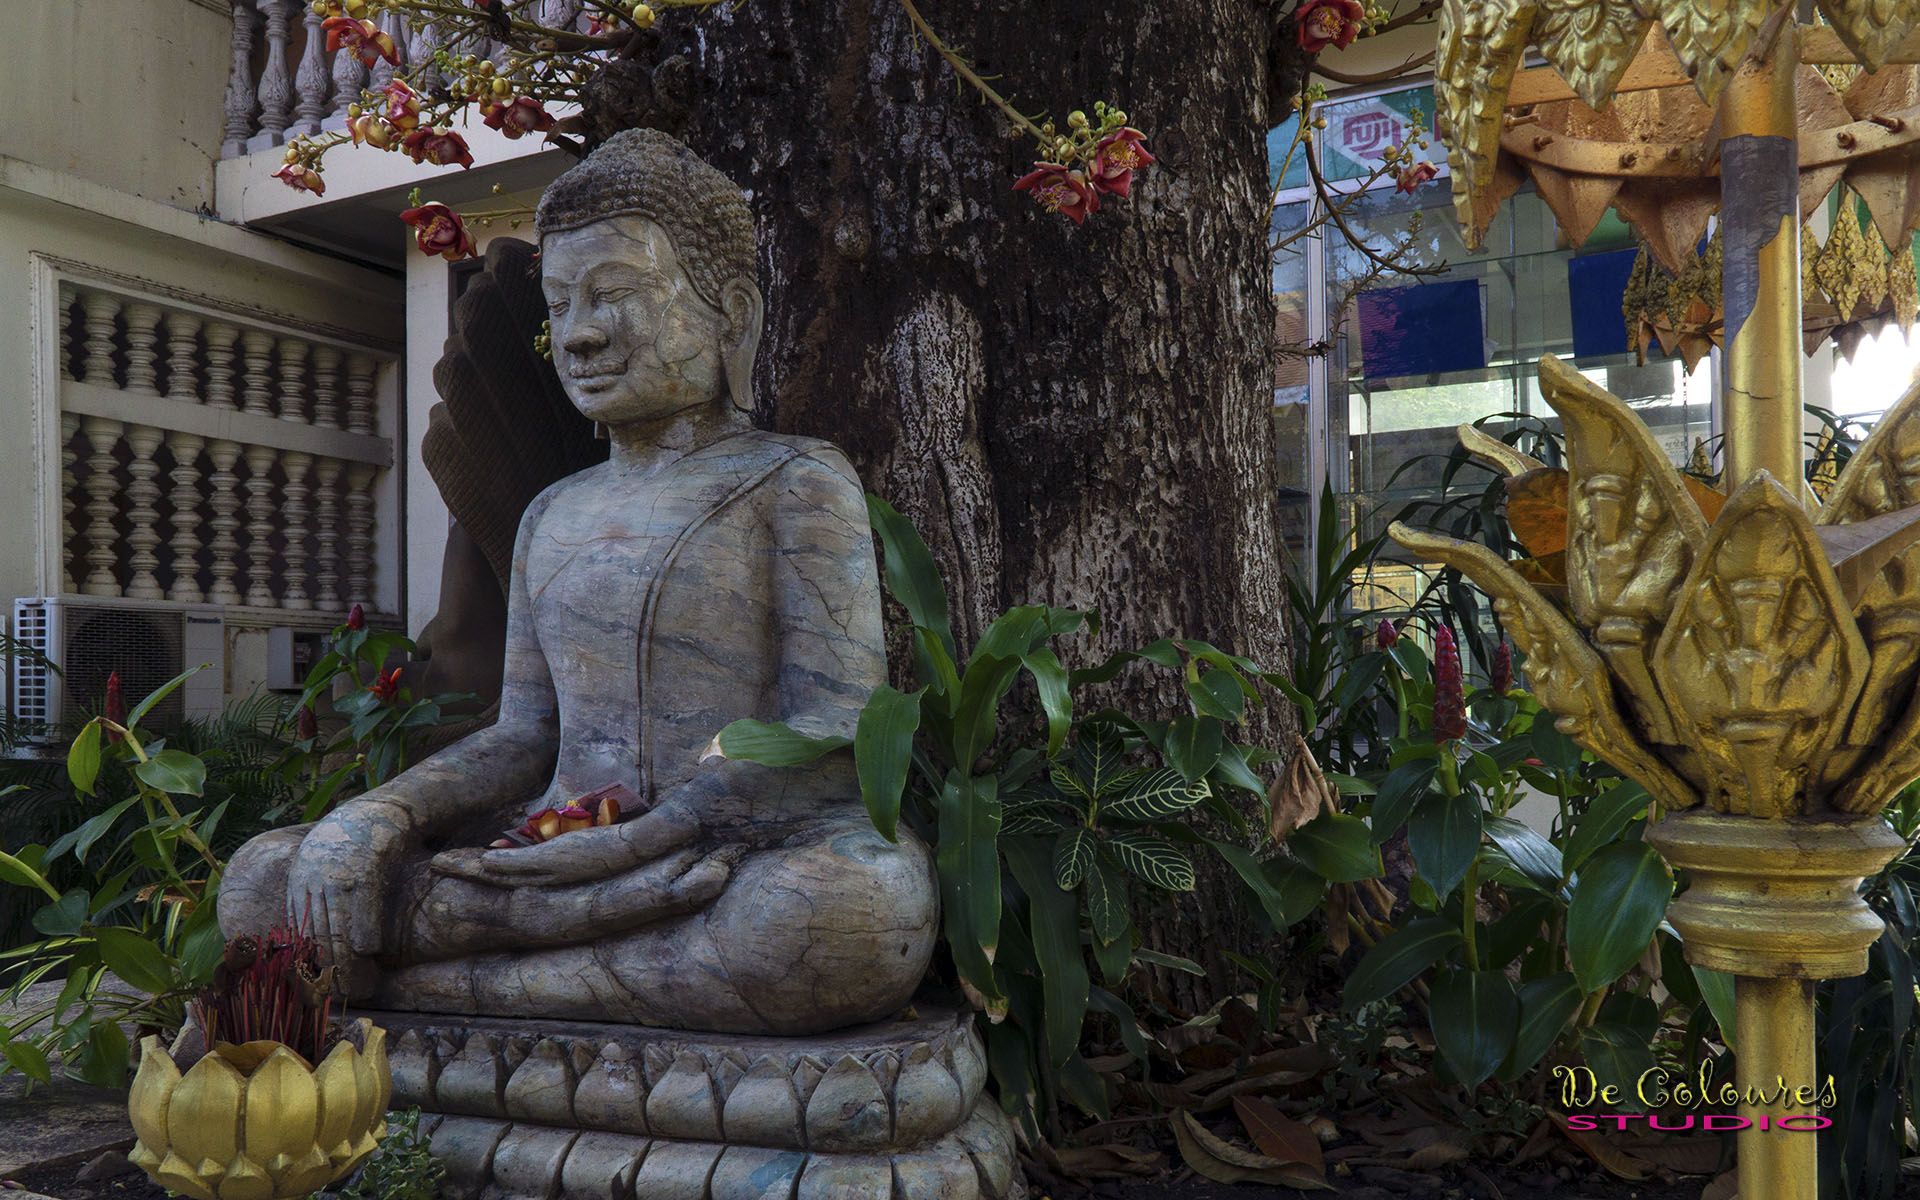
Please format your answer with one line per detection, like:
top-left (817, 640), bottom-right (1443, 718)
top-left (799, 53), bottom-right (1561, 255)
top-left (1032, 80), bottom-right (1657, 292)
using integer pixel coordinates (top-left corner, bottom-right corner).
top-left (296, 703), bottom-right (319, 742)
top-left (346, 603), bottom-right (366, 632)
top-left (1377, 619), bottom-right (1399, 650)
top-left (1492, 641), bottom-right (1513, 695)
top-left (1433, 626), bottom-right (1466, 742)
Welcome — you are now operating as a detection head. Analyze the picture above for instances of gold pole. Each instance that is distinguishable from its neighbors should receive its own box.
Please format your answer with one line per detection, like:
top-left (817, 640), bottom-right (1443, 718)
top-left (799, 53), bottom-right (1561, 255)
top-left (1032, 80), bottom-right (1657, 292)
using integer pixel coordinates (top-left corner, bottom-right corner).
top-left (1735, 978), bottom-right (1818, 1198)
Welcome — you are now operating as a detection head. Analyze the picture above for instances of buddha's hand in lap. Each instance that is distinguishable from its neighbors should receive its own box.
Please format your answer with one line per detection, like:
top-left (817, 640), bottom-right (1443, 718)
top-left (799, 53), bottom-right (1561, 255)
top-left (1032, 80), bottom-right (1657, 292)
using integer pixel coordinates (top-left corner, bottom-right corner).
top-left (287, 797), bottom-right (414, 998)
top-left (428, 800), bottom-right (704, 887)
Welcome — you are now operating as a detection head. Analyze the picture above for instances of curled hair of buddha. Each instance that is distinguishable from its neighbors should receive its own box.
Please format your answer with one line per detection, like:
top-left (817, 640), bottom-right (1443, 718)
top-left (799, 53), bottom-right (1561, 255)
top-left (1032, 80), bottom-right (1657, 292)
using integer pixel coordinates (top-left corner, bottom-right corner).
top-left (535, 128), bottom-right (756, 309)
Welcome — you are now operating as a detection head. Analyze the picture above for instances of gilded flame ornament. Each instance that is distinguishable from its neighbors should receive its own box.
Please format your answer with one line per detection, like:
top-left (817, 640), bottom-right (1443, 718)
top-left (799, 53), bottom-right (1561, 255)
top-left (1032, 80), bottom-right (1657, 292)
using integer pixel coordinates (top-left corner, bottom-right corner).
top-left (1391, 355), bottom-right (1920, 822)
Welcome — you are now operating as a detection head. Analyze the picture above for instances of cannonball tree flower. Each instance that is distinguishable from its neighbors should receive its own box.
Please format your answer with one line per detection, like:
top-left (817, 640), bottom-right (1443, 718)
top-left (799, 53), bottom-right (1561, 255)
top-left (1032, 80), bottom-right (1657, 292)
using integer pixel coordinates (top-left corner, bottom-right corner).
top-left (1294, 0), bottom-right (1364, 53)
top-left (381, 79), bottom-right (422, 133)
top-left (1089, 127), bottom-right (1154, 198)
top-left (401, 126), bottom-right (475, 169)
top-left (348, 113), bottom-right (397, 151)
top-left (322, 15), bottom-right (400, 68)
top-left (273, 161), bottom-right (324, 195)
top-left (1012, 163), bottom-right (1100, 224)
top-left (1433, 625), bottom-right (1467, 742)
top-left (1395, 160), bottom-right (1439, 194)
top-left (482, 96), bottom-right (554, 140)
top-left (400, 201), bottom-right (478, 261)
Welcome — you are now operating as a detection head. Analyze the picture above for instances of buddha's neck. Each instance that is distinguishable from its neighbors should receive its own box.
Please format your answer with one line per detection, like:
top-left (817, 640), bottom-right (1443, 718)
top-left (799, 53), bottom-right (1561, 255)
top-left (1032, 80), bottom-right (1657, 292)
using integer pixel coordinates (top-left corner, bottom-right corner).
top-left (605, 403), bottom-right (752, 474)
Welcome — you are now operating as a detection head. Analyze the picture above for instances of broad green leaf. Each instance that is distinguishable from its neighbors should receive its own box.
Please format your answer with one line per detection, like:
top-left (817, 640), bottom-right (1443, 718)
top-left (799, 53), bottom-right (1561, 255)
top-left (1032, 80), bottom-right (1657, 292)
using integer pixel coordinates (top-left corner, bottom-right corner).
top-left (1325, 772), bottom-right (1376, 796)
top-left (1406, 786), bottom-right (1483, 902)
top-left (125, 665), bottom-right (205, 730)
top-left (1208, 839), bottom-right (1319, 930)
top-left (1566, 841), bottom-right (1673, 993)
top-left (1105, 769), bottom-right (1209, 822)
top-left (1005, 839), bottom-right (1090, 1067)
top-left (51, 799), bottom-right (140, 865)
top-left (1562, 783), bottom-right (1650, 872)
top-left (1, 1039), bottom-right (50, 1084)
top-left (1390, 640), bottom-right (1430, 682)
top-left (1343, 918), bottom-right (1462, 1009)
top-left (53, 965), bottom-right (95, 1024)
top-left (1074, 725), bottom-right (1131, 797)
top-left (1497, 972), bottom-right (1583, 1081)
top-left (1187, 670), bottom-right (1246, 722)
top-left (1429, 969), bottom-right (1518, 1088)
top-left (0, 850), bottom-right (61, 901)
top-left (1265, 672), bottom-right (1319, 731)
top-left (1208, 740), bottom-right (1266, 797)
top-left (854, 685), bottom-right (924, 842)
top-left (1106, 832), bottom-right (1195, 891)
top-left (1579, 1021), bottom-right (1658, 1100)
top-left (1024, 648), bottom-right (1073, 758)
top-left (1085, 856), bottom-right (1129, 946)
top-left (1368, 760), bottom-right (1437, 844)
top-left (1053, 828), bottom-right (1096, 889)
top-left (971, 606), bottom-right (1049, 664)
top-left (1289, 813), bottom-right (1381, 883)
top-left (913, 627), bottom-right (963, 706)
top-left (937, 772), bottom-right (1002, 998)
top-left (33, 889), bottom-right (90, 937)
top-left (951, 655), bottom-right (1024, 767)
top-left (134, 749), bottom-right (207, 797)
top-left (93, 926), bottom-right (178, 995)
top-left (1333, 653), bottom-right (1386, 712)
top-left (1693, 964), bottom-right (1737, 1050)
top-left (67, 721), bottom-right (103, 798)
top-left (867, 495), bottom-right (956, 663)
top-left (77, 1020), bottom-right (130, 1089)
top-left (1163, 716), bottom-right (1223, 782)
top-left (1002, 810), bottom-right (1070, 836)
top-left (714, 719), bottom-right (850, 766)
top-left (1088, 986), bottom-right (1150, 1065)
top-left (1530, 720), bottom-right (1582, 772)
top-left (1058, 1051), bottom-right (1110, 1120)
top-left (1483, 815), bottom-right (1563, 892)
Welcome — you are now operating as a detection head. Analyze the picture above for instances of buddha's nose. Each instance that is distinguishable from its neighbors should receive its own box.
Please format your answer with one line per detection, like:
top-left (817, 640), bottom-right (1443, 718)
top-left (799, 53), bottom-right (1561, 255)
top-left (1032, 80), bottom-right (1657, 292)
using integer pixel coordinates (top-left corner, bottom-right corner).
top-left (563, 321), bottom-right (609, 357)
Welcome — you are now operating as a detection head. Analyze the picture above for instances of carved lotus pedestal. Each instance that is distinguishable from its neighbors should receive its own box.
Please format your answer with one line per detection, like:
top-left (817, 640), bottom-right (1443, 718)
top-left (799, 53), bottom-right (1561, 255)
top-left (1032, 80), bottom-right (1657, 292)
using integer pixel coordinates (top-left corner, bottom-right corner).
top-left (368, 1006), bottom-right (1021, 1200)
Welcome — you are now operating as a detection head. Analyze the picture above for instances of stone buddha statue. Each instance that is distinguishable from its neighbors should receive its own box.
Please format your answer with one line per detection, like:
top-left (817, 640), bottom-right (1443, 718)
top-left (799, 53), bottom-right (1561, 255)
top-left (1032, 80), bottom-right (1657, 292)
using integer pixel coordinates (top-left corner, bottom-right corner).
top-left (220, 129), bottom-right (939, 1038)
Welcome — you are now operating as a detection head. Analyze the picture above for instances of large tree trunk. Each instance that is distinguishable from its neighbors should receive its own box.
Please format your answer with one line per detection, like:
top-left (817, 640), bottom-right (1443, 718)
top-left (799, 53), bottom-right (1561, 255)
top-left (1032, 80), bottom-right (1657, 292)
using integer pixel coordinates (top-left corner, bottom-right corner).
top-left (656, 0), bottom-right (1293, 1004)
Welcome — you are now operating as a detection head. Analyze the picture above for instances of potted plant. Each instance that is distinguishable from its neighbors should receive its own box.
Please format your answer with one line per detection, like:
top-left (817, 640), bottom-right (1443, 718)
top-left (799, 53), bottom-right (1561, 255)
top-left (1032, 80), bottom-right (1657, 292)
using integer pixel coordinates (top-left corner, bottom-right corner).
top-left (126, 918), bottom-right (389, 1200)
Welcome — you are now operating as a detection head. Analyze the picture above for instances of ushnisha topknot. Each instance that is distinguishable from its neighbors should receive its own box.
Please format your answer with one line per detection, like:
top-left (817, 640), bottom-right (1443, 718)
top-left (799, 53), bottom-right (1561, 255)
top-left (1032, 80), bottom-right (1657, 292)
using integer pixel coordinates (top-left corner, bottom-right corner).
top-left (535, 128), bottom-right (756, 308)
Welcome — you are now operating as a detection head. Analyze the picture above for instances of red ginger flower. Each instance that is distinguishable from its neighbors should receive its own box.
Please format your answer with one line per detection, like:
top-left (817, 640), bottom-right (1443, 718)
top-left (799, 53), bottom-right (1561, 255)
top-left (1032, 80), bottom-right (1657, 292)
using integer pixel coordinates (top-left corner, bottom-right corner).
top-left (274, 162), bottom-right (324, 195)
top-left (400, 201), bottom-right (478, 261)
top-left (1377, 618), bottom-right (1399, 650)
top-left (296, 703), bottom-right (319, 742)
top-left (368, 667), bottom-right (402, 704)
top-left (1395, 160), bottom-right (1438, 194)
top-left (1433, 626), bottom-right (1466, 742)
top-left (1090, 128), bottom-right (1154, 198)
top-left (346, 603), bottom-right (365, 632)
top-left (481, 97), bottom-right (554, 139)
top-left (401, 126), bottom-right (475, 169)
top-left (103, 670), bottom-right (125, 743)
top-left (1012, 163), bottom-right (1101, 224)
top-left (1295, 0), bottom-right (1364, 52)
top-left (323, 16), bottom-right (400, 68)
top-left (1492, 640), bottom-right (1513, 694)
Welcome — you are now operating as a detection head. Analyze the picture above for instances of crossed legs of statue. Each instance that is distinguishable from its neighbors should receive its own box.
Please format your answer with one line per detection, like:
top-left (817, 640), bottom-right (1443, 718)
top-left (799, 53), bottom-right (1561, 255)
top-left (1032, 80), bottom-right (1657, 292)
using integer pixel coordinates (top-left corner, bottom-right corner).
top-left (220, 814), bottom-right (938, 1036)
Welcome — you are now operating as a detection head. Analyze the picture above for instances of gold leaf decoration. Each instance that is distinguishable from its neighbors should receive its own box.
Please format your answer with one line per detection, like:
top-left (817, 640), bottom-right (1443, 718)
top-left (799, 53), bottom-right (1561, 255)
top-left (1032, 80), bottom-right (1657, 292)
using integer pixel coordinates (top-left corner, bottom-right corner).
top-left (1816, 0), bottom-right (1920, 71)
top-left (1387, 524), bottom-right (1700, 811)
top-left (1458, 422), bottom-right (1549, 477)
top-left (1437, 0), bottom-right (1540, 247)
top-left (1816, 200), bottom-right (1874, 319)
top-left (1533, 0), bottom-right (1654, 111)
top-left (1841, 64), bottom-right (1920, 250)
top-left (1640, 0), bottom-right (1776, 106)
top-left (1653, 474), bottom-right (1871, 817)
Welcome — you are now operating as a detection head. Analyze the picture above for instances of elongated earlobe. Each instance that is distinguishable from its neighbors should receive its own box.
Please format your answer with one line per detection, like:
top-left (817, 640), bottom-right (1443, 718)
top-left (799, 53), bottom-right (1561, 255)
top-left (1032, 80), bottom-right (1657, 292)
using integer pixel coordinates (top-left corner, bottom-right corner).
top-left (720, 278), bottom-right (765, 413)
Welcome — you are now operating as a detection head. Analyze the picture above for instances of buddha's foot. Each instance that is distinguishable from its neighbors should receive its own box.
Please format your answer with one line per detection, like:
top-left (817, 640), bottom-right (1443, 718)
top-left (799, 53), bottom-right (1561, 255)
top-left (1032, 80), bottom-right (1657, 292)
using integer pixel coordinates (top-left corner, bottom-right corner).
top-left (367, 1005), bottom-right (1023, 1200)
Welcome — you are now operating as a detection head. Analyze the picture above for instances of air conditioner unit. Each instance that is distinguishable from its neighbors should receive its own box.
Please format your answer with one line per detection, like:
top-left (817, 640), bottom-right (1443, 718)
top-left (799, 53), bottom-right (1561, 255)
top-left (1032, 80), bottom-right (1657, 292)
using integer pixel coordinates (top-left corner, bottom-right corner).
top-left (10, 597), bottom-right (226, 741)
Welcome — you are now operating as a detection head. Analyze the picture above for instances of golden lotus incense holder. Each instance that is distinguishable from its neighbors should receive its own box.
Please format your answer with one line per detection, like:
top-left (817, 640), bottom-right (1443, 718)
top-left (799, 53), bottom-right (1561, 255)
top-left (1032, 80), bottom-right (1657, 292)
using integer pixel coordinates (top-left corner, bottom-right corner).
top-left (1410, 2), bottom-right (1920, 1195)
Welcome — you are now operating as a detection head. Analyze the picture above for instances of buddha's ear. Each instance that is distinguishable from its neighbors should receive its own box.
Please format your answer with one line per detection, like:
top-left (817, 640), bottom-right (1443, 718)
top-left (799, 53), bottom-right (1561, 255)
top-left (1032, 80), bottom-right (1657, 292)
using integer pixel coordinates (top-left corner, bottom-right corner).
top-left (719, 277), bottom-right (764, 413)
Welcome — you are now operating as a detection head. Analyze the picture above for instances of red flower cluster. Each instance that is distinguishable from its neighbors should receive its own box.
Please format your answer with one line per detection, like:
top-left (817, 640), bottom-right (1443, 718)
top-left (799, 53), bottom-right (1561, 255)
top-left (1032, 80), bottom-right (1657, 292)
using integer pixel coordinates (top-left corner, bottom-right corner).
top-left (400, 126), bottom-right (474, 169)
top-left (1295, 0), bottom-right (1364, 53)
top-left (1433, 625), bottom-right (1466, 742)
top-left (400, 201), bottom-right (478, 261)
top-left (1013, 128), bottom-right (1155, 223)
top-left (481, 96), bottom-right (554, 139)
top-left (323, 15), bottom-right (400, 68)
top-left (368, 666), bottom-right (402, 704)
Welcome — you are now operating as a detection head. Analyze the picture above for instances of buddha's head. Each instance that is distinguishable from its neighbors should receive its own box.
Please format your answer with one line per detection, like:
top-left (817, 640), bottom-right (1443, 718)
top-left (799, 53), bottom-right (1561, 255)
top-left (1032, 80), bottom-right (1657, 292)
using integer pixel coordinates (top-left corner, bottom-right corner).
top-left (535, 129), bottom-right (763, 425)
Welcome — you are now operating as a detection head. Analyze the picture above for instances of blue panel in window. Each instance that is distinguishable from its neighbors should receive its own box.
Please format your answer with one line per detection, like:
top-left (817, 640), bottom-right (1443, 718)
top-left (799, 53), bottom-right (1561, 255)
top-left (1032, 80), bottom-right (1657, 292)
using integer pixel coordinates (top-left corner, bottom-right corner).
top-left (1568, 248), bottom-right (1639, 358)
top-left (1358, 278), bottom-right (1486, 380)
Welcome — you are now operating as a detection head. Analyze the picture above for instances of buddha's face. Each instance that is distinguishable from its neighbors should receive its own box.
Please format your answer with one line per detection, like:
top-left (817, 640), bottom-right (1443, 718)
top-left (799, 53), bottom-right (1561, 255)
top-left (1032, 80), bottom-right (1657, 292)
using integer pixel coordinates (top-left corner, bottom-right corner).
top-left (541, 215), bottom-right (729, 426)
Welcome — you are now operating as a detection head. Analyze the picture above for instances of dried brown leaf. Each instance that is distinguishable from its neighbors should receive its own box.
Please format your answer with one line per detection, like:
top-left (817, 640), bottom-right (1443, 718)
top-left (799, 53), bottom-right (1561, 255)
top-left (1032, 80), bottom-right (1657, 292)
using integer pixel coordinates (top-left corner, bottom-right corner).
top-left (1551, 1112), bottom-right (1655, 1181)
top-left (1170, 1111), bottom-right (1333, 1191)
top-left (1269, 735), bottom-right (1333, 841)
top-left (1233, 1095), bottom-right (1326, 1171)
top-left (1050, 1143), bottom-right (1163, 1179)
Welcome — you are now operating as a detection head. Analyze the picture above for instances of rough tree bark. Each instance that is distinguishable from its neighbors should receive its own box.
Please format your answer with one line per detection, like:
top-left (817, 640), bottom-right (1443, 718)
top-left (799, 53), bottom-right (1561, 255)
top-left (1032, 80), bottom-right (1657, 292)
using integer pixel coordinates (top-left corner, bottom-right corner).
top-left (650, 0), bottom-right (1295, 1005)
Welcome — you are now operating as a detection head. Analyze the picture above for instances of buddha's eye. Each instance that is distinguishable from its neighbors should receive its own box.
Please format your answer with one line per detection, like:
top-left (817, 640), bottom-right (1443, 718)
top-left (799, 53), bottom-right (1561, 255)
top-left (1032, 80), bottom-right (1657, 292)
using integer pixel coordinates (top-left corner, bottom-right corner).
top-left (546, 299), bottom-right (569, 316)
top-left (595, 286), bottom-right (635, 305)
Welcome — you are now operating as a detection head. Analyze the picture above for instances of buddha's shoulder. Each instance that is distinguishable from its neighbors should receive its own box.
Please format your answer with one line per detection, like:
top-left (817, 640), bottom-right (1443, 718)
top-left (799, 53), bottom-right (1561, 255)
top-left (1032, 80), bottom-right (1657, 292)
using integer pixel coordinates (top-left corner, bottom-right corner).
top-left (692, 431), bottom-right (864, 492)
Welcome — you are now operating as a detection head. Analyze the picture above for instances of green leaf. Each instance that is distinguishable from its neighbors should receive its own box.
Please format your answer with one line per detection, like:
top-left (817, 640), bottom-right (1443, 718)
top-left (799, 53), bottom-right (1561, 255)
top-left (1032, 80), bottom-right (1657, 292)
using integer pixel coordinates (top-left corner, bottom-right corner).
top-left (134, 749), bottom-right (207, 797)
top-left (1187, 670), bottom-right (1246, 722)
top-left (1483, 815), bottom-right (1563, 892)
top-left (1208, 839), bottom-right (1318, 930)
top-left (1133, 948), bottom-right (1205, 976)
top-left (867, 494), bottom-right (956, 665)
top-left (0, 849), bottom-right (61, 901)
top-left (936, 771), bottom-right (1002, 998)
top-left (854, 685), bottom-right (923, 842)
top-left (1, 1039), bottom-right (50, 1084)
top-left (92, 927), bottom-right (178, 995)
top-left (1497, 972), bottom-right (1583, 1081)
top-left (1104, 768), bottom-right (1209, 822)
top-left (1005, 839), bottom-right (1090, 1067)
top-left (1693, 964), bottom-right (1737, 1051)
top-left (1074, 726), bottom-right (1131, 797)
top-left (125, 665), bottom-right (205, 731)
top-left (1343, 917), bottom-right (1462, 1009)
top-left (67, 721), bottom-right (103, 797)
top-left (1325, 772), bottom-right (1376, 796)
top-left (1208, 740), bottom-right (1266, 797)
top-left (951, 655), bottom-right (1024, 767)
top-left (1024, 648), bottom-right (1074, 758)
top-left (1429, 969), bottom-right (1518, 1088)
top-left (1406, 786), bottom-right (1484, 902)
top-left (1053, 828), bottom-right (1095, 889)
top-left (1085, 856), bottom-right (1129, 946)
top-left (714, 719), bottom-right (850, 766)
top-left (33, 889), bottom-right (90, 937)
top-left (1106, 833), bottom-right (1195, 891)
top-left (77, 1020), bottom-right (129, 1089)
top-left (1562, 783), bottom-right (1650, 873)
top-left (1530, 720), bottom-right (1582, 772)
top-left (1566, 842), bottom-right (1673, 993)
top-left (50, 799), bottom-right (140, 865)
top-left (1163, 716), bottom-right (1223, 782)
top-left (913, 627), bottom-right (963, 704)
top-left (1579, 1021), bottom-right (1658, 1101)
top-left (1289, 813), bottom-right (1381, 883)
top-left (1368, 760), bottom-right (1437, 844)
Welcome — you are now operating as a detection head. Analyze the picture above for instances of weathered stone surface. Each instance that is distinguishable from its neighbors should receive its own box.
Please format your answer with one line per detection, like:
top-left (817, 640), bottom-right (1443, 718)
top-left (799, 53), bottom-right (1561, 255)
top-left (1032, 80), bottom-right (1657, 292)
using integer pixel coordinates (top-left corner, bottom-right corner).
top-left (484, 1125), bottom-right (581, 1200)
